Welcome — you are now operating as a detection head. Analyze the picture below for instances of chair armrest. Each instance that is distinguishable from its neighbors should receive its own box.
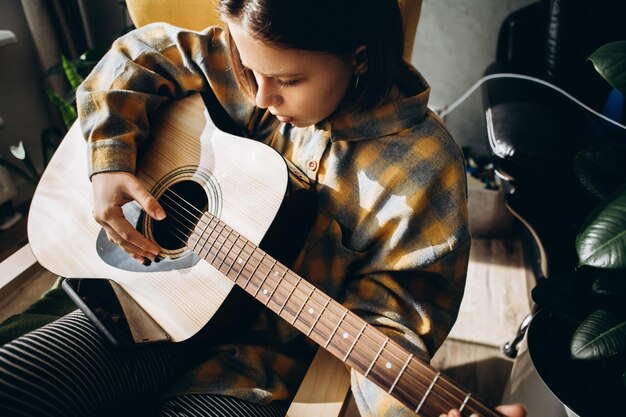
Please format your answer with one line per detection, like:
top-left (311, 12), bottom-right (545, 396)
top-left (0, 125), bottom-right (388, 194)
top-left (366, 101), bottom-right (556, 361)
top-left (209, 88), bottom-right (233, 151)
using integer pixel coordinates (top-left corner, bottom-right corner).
top-left (482, 75), bottom-right (599, 183)
top-left (287, 348), bottom-right (351, 417)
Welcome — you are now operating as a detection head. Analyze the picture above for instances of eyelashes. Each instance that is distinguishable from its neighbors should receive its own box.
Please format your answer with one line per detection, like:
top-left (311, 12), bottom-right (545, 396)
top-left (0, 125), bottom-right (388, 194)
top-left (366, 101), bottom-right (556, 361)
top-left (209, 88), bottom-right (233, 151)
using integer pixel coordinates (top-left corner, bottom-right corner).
top-left (241, 66), bottom-right (301, 88)
top-left (277, 79), bottom-right (299, 87)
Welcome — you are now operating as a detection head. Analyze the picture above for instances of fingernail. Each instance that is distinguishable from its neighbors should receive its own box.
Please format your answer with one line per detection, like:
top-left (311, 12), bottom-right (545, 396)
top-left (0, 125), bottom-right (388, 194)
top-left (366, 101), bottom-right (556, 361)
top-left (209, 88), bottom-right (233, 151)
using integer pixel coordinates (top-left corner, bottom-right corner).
top-left (143, 258), bottom-right (152, 266)
top-left (154, 256), bottom-right (162, 263)
top-left (155, 208), bottom-right (166, 220)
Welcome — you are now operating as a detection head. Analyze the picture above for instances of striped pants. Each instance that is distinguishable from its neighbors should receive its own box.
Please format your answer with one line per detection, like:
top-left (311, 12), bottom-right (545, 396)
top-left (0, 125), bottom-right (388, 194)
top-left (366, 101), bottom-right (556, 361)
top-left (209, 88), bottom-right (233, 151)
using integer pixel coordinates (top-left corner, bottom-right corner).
top-left (0, 310), bottom-right (289, 417)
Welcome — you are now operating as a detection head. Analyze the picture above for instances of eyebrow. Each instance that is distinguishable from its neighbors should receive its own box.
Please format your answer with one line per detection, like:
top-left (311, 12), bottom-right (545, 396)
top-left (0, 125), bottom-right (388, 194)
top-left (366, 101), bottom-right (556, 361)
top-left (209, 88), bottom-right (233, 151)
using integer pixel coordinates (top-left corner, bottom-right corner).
top-left (241, 63), bottom-right (302, 78)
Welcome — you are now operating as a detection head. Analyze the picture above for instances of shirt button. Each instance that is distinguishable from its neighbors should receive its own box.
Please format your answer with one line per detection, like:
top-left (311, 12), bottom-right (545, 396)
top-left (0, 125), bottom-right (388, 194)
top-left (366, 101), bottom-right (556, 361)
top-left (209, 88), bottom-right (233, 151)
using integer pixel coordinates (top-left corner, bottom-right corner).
top-left (307, 160), bottom-right (318, 171)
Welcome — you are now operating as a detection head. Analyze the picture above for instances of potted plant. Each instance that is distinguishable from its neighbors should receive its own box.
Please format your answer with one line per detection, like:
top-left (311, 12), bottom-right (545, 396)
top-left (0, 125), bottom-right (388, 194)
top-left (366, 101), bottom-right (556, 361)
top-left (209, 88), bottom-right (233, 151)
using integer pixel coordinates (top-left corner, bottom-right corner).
top-left (510, 40), bottom-right (626, 417)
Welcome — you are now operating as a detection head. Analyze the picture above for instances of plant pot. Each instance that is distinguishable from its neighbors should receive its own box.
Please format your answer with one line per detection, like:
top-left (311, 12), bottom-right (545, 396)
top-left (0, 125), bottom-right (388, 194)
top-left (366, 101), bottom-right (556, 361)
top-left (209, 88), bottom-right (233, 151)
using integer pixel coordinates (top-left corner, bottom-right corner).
top-left (502, 309), bottom-right (626, 416)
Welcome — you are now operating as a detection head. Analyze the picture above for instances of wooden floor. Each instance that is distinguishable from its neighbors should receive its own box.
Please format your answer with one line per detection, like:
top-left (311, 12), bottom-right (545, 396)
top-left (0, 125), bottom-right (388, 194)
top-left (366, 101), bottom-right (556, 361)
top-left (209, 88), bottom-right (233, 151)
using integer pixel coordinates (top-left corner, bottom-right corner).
top-left (0, 203), bottom-right (532, 411)
top-left (432, 237), bottom-right (533, 407)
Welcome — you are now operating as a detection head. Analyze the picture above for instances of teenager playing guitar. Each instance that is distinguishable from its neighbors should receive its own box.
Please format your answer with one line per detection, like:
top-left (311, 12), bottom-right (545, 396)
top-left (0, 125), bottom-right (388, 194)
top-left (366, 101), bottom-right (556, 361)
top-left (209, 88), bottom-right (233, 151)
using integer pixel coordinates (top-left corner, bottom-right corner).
top-left (0, 1), bottom-right (525, 416)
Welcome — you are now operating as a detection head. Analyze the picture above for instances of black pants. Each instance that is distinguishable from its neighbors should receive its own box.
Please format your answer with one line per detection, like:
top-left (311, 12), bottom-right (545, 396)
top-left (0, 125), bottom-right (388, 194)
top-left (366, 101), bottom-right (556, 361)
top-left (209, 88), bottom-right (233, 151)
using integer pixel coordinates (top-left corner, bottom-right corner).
top-left (0, 310), bottom-right (288, 417)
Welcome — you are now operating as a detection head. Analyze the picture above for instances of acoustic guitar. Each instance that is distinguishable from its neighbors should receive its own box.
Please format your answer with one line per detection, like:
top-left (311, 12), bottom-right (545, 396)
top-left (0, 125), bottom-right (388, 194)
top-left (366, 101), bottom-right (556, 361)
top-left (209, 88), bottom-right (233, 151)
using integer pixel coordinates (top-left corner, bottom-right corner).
top-left (28, 94), bottom-right (503, 417)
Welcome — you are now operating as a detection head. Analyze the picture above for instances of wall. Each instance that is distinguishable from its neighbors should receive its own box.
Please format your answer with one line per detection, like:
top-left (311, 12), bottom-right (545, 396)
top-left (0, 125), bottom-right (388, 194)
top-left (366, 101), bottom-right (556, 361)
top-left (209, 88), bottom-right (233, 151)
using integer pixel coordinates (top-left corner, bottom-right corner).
top-left (0, 0), bottom-right (127, 205)
top-left (411, 0), bottom-right (536, 154)
top-left (0, 0), bottom-right (55, 204)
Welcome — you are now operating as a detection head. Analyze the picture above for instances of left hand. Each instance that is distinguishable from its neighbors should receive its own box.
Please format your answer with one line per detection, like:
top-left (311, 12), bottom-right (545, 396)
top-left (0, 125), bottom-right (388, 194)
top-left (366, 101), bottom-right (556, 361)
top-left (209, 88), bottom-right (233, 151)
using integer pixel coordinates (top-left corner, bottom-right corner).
top-left (441, 403), bottom-right (526, 417)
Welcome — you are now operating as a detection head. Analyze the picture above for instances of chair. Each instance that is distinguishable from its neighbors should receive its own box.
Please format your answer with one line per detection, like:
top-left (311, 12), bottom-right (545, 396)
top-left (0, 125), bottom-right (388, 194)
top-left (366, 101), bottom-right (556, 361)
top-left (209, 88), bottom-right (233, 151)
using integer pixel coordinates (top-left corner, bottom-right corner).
top-left (481, 0), bottom-right (626, 357)
top-left (1, 1), bottom-right (423, 415)
top-left (482, 0), bottom-right (626, 280)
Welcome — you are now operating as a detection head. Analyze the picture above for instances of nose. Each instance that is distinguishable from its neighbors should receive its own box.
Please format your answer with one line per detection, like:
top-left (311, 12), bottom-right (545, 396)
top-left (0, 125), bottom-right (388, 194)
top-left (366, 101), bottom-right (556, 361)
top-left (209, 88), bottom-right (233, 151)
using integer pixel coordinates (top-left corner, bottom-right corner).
top-left (255, 77), bottom-right (283, 109)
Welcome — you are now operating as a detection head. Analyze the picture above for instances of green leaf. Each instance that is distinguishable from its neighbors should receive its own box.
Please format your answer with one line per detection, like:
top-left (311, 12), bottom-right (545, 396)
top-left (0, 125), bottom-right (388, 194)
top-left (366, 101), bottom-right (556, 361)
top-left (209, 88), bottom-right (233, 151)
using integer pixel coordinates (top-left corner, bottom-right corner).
top-left (61, 55), bottom-right (83, 91)
top-left (574, 145), bottom-right (626, 200)
top-left (588, 41), bottom-right (626, 96)
top-left (571, 309), bottom-right (626, 360)
top-left (576, 186), bottom-right (626, 269)
top-left (47, 90), bottom-right (77, 129)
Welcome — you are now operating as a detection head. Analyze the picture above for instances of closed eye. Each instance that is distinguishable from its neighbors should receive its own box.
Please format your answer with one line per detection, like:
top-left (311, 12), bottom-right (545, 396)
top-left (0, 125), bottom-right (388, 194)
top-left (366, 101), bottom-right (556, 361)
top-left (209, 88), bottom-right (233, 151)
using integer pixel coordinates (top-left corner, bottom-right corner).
top-left (277, 79), bottom-right (300, 87)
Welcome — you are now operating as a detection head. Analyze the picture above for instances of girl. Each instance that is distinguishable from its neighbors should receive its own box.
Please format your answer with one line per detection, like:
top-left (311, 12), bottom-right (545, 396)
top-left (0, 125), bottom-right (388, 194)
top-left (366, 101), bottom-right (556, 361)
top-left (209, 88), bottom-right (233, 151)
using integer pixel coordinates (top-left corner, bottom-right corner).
top-left (0, 0), bottom-right (523, 416)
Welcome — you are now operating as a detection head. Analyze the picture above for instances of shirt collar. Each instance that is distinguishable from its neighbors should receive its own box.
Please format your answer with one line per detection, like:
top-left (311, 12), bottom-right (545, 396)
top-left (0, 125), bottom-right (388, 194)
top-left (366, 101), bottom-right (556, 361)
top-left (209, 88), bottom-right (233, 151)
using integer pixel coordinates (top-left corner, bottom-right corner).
top-left (328, 63), bottom-right (431, 142)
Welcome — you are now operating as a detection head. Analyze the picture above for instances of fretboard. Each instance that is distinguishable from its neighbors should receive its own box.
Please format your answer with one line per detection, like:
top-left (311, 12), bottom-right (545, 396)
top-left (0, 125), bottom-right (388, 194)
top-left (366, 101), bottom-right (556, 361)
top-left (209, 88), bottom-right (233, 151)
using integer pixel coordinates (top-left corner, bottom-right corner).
top-left (189, 212), bottom-right (503, 417)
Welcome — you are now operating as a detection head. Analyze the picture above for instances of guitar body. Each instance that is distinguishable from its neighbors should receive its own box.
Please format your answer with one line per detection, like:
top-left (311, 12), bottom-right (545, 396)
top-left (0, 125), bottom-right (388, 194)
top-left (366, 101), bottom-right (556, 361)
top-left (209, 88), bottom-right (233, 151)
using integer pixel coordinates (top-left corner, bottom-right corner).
top-left (28, 94), bottom-right (288, 342)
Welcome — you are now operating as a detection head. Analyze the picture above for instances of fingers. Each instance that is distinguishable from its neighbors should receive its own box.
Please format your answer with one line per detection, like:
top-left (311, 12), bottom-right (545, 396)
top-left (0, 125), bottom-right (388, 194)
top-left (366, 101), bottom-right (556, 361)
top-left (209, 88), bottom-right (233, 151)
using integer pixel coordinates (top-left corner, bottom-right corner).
top-left (442, 403), bottom-right (526, 417)
top-left (102, 219), bottom-right (159, 261)
top-left (126, 178), bottom-right (166, 221)
top-left (495, 404), bottom-right (527, 417)
top-left (92, 172), bottom-right (163, 263)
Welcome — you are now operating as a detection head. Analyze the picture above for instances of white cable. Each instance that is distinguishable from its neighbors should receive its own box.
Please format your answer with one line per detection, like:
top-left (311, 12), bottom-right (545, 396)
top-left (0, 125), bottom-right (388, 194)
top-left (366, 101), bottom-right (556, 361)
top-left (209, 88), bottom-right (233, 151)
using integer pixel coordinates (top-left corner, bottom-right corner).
top-left (438, 72), bottom-right (626, 132)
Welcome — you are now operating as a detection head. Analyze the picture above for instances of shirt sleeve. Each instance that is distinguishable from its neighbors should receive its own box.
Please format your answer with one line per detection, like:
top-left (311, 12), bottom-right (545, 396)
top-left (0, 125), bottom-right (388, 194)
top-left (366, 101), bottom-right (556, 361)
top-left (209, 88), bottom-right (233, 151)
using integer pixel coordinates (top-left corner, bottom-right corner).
top-left (76, 23), bottom-right (256, 177)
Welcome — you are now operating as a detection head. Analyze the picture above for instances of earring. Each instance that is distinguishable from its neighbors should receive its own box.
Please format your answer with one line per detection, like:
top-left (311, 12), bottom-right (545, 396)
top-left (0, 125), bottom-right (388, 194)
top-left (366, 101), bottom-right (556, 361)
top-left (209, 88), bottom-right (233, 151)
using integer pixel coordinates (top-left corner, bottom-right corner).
top-left (354, 74), bottom-right (360, 90)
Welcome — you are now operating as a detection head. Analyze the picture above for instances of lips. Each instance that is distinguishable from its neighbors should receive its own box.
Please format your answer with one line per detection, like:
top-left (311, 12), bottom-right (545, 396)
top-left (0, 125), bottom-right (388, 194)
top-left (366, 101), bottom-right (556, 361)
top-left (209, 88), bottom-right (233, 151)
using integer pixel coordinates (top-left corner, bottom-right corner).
top-left (275, 115), bottom-right (294, 123)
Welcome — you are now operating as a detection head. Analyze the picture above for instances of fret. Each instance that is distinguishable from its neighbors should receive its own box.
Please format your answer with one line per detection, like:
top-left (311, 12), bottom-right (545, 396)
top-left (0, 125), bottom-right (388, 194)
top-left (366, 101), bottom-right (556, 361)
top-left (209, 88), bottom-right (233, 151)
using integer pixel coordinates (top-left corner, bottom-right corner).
top-left (365, 337), bottom-right (389, 377)
top-left (244, 251), bottom-right (266, 290)
top-left (459, 393), bottom-right (471, 413)
top-left (225, 236), bottom-right (247, 275)
top-left (325, 309), bottom-right (348, 349)
top-left (231, 242), bottom-right (251, 284)
top-left (388, 353), bottom-right (412, 394)
top-left (254, 258), bottom-right (277, 298)
top-left (266, 267), bottom-right (287, 307)
top-left (415, 371), bottom-right (440, 414)
top-left (210, 225), bottom-right (231, 264)
top-left (195, 215), bottom-right (217, 254)
top-left (343, 322), bottom-right (367, 361)
top-left (278, 276), bottom-right (301, 315)
top-left (291, 285), bottom-right (315, 325)
top-left (307, 297), bottom-right (331, 336)
top-left (192, 215), bottom-right (212, 252)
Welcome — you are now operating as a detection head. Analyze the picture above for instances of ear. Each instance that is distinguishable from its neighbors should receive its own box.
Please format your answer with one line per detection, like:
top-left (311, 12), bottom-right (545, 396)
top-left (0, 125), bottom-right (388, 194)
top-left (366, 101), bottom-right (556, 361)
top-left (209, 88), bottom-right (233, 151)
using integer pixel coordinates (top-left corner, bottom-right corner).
top-left (351, 45), bottom-right (368, 75)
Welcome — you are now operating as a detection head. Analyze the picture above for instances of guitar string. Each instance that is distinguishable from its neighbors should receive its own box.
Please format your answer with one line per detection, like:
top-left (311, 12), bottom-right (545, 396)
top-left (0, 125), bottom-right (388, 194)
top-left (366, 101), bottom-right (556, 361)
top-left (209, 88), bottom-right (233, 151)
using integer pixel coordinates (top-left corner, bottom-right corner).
top-left (153, 199), bottom-right (471, 416)
top-left (147, 179), bottom-right (493, 415)
top-left (154, 183), bottom-right (498, 416)
top-left (151, 187), bottom-right (491, 416)
top-left (134, 170), bottom-right (492, 415)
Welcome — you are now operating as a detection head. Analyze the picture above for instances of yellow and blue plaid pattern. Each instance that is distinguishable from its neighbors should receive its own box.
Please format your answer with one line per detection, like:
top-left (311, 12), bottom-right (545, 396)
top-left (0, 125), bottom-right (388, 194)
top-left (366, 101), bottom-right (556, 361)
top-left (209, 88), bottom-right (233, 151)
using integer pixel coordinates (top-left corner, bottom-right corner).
top-left (77, 23), bottom-right (470, 416)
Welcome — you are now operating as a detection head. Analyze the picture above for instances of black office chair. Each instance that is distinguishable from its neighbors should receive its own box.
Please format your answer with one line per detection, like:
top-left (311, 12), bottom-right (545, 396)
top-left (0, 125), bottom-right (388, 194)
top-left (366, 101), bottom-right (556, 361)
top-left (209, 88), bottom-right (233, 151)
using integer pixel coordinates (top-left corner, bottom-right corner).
top-left (481, 0), bottom-right (626, 356)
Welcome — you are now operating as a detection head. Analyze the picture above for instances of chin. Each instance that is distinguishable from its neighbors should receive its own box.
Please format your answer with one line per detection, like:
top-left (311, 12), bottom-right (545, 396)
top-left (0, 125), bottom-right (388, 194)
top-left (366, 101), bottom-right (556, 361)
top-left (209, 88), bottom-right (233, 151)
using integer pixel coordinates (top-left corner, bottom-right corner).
top-left (290, 120), bottom-right (312, 128)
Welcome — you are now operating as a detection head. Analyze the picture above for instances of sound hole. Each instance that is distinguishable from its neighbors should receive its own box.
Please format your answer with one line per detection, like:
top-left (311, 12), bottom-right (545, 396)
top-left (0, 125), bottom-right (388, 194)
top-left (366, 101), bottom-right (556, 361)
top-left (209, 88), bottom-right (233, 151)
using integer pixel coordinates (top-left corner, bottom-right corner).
top-left (153, 180), bottom-right (208, 251)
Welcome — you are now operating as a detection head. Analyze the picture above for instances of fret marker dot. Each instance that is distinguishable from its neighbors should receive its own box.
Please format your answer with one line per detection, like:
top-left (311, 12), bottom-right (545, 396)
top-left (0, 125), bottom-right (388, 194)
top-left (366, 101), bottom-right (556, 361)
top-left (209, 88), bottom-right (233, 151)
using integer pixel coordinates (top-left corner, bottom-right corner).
top-left (308, 308), bottom-right (315, 314)
top-left (274, 271), bottom-right (279, 276)
top-left (237, 258), bottom-right (243, 264)
top-left (385, 362), bottom-right (392, 369)
top-left (342, 332), bottom-right (349, 339)
top-left (262, 289), bottom-right (268, 295)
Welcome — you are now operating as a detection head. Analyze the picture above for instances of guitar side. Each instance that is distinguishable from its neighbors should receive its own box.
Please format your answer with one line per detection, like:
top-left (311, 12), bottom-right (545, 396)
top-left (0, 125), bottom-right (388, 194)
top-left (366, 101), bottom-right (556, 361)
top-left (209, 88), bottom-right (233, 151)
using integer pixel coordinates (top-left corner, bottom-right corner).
top-left (27, 94), bottom-right (289, 342)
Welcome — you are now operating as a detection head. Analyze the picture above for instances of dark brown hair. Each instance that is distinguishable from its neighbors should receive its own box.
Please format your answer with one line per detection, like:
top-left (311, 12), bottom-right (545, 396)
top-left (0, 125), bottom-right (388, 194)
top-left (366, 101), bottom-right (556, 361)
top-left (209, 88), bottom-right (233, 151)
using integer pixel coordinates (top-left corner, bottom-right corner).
top-left (218, 0), bottom-right (404, 113)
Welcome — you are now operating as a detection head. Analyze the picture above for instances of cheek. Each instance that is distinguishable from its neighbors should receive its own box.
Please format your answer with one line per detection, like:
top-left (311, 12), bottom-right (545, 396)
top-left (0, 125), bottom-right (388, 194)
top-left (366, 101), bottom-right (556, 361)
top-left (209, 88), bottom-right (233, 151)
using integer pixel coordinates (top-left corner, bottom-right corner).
top-left (300, 77), bottom-right (351, 117)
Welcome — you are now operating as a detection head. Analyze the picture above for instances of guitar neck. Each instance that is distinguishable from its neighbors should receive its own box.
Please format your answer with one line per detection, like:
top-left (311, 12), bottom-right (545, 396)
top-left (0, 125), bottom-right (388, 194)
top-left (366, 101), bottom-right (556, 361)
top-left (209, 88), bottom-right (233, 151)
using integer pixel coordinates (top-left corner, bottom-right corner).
top-left (189, 212), bottom-right (503, 417)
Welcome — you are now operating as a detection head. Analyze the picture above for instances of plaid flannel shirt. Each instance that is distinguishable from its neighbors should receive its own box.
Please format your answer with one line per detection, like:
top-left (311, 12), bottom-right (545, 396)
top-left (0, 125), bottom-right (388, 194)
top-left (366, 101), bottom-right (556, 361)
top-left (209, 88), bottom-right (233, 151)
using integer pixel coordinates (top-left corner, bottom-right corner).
top-left (77, 23), bottom-right (470, 417)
